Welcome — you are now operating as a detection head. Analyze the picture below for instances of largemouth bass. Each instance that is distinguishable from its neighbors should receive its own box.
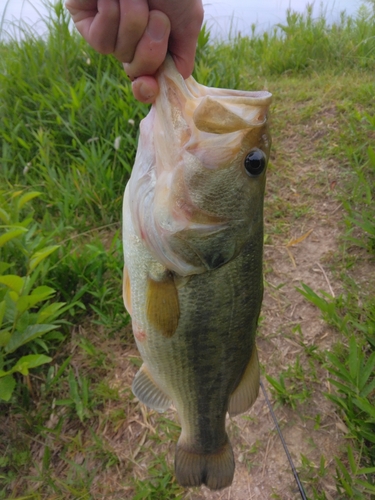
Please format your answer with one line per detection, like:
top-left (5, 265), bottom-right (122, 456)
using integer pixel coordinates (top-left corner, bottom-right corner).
top-left (123, 57), bottom-right (272, 490)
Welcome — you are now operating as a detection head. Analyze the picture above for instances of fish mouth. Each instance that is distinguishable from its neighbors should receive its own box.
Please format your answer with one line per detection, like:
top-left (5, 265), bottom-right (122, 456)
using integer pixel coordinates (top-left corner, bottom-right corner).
top-left (156, 56), bottom-right (272, 137)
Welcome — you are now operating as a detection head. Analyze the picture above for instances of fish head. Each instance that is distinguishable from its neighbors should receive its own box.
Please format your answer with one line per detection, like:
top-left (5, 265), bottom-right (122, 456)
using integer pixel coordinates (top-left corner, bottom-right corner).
top-left (128, 57), bottom-right (272, 276)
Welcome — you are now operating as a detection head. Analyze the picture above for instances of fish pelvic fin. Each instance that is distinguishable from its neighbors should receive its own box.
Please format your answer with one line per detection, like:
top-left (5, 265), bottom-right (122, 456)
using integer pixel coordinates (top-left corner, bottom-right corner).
top-left (228, 345), bottom-right (260, 417)
top-left (132, 364), bottom-right (172, 412)
top-left (175, 438), bottom-right (234, 490)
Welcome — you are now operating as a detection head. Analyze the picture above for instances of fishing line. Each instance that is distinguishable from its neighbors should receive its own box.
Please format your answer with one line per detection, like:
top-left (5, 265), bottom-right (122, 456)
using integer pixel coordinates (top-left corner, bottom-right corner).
top-left (259, 379), bottom-right (308, 500)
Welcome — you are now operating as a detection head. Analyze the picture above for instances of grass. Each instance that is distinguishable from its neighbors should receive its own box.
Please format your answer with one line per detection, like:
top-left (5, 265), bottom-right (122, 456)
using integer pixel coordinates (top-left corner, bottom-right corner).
top-left (1, 1), bottom-right (375, 498)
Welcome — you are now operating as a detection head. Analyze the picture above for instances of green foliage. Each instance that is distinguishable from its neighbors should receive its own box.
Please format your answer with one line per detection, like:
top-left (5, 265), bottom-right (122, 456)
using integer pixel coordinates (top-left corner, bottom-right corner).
top-left (344, 114), bottom-right (375, 254)
top-left (326, 336), bottom-right (375, 449)
top-left (132, 454), bottom-right (184, 499)
top-left (298, 454), bottom-right (328, 498)
top-left (297, 284), bottom-right (350, 334)
top-left (266, 356), bottom-right (313, 409)
top-left (335, 446), bottom-right (375, 499)
top-left (47, 232), bottom-right (129, 332)
top-left (54, 367), bottom-right (92, 422)
top-left (295, 95), bottom-right (375, 494)
top-left (0, 190), bottom-right (79, 402)
top-left (194, 3), bottom-right (375, 86)
top-left (267, 5), bottom-right (375, 73)
top-left (0, 2), bottom-right (145, 229)
top-left (298, 287), bottom-right (375, 495)
top-left (299, 286), bottom-right (375, 448)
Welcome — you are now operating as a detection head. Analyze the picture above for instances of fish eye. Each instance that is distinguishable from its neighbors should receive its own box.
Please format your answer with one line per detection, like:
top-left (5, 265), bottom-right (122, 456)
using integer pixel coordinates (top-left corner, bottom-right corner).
top-left (244, 149), bottom-right (266, 177)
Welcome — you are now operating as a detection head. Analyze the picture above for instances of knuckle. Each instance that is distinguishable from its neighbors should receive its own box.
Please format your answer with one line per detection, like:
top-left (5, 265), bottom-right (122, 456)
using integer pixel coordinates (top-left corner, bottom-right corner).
top-left (124, 14), bottom-right (148, 37)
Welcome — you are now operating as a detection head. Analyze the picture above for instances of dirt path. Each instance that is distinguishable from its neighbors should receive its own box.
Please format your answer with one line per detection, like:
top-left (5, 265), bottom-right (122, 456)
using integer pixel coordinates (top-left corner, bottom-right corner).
top-left (93, 82), bottom-right (351, 499)
top-left (101, 189), bottom-right (345, 500)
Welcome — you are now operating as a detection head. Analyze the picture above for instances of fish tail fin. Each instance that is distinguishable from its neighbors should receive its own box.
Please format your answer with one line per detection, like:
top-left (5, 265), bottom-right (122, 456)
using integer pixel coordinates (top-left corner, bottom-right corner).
top-left (175, 438), bottom-right (234, 490)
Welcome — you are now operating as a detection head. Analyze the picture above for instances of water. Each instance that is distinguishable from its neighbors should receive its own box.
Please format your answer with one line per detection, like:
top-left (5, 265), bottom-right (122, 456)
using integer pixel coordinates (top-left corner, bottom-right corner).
top-left (0, 0), bottom-right (365, 40)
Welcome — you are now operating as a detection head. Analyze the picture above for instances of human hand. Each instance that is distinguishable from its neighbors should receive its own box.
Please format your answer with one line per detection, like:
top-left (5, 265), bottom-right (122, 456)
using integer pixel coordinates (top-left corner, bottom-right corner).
top-left (65, 0), bottom-right (204, 103)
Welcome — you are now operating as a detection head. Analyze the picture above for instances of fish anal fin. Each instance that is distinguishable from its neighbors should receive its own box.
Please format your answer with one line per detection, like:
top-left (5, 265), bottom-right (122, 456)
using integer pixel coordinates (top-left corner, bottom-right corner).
top-left (132, 364), bottom-right (172, 412)
top-left (228, 345), bottom-right (260, 417)
top-left (175, 438), bottom-right (234, 490)
top-left (146, 273), bottom-right (180, 338)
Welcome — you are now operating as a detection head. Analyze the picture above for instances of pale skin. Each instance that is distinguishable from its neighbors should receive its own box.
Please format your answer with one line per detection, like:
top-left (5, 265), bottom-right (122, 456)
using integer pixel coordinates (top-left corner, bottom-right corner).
top-left (65, 0), bottom-right (204, 103)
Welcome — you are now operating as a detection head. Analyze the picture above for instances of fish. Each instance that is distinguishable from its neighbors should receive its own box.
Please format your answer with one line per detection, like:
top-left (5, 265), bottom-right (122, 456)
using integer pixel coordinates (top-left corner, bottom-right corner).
top-left (122, 56), bottom-right (272, 490)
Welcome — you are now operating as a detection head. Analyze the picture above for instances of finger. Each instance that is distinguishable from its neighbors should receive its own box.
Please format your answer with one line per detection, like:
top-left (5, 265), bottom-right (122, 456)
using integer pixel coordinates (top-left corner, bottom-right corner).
top-left (114, 0), bottom-right (149, 63)
top-left (123, 10), bottom-right (170, 80)
top-left (147, 0), bottom-right (204, 79)
top-left (169, 4), bottom-right (204, 78)
top-left (66, 0), bottom-right (121, 54)
top-left (131, 76), bottom-right (159, 104)
top-left (170, 22), bottom-right (202, 78)
top-left (65, 0), bottom-right (98, 20)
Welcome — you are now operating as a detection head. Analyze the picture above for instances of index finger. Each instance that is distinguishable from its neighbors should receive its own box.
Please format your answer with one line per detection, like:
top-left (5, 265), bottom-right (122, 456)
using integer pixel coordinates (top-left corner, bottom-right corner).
top-left (148, 0), bottom-right (204, 78)
top-left (66, 0), bottom-right (121, 54)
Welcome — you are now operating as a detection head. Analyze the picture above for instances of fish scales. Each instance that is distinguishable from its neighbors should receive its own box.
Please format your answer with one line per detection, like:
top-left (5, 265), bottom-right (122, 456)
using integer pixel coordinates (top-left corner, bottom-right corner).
top-left (122, 56), bottom-right (272, 490)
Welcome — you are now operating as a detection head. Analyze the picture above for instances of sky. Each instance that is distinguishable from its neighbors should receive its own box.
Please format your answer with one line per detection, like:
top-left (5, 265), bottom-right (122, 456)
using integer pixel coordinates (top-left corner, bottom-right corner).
top-left (0, 0), bottom-right (364, 40)
top-left (204, 0), bottom-right (361, 37)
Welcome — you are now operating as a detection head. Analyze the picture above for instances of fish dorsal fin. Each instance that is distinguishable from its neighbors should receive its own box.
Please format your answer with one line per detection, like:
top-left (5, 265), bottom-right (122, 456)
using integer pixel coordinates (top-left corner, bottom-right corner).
top-left (132, 364), bottom-right (172, 412)
top-left (146, 273), bottom-right (180, 338)
top-left (193, 96), bottom-right (268, 134)
top-left (228, 345), bottom-right (260, 417)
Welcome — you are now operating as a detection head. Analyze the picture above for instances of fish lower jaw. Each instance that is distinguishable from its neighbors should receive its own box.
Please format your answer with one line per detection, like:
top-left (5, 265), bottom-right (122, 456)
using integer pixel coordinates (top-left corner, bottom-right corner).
top-left (174, 437), bottom-right (234, 490)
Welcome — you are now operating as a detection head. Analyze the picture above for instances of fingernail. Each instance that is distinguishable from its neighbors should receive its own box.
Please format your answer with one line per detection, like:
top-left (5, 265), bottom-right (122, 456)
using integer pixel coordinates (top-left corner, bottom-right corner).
top-left (147, 13), bottom-right (169, 41)
top-left (123, 63), bottom-right (134, 81)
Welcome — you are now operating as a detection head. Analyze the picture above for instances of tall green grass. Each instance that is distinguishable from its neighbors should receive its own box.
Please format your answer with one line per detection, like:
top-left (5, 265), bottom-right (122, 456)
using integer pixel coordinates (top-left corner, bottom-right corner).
top-left (0, 2), bottom-right (146, 230)
top-left (194, 3), bottom-right (375, 87)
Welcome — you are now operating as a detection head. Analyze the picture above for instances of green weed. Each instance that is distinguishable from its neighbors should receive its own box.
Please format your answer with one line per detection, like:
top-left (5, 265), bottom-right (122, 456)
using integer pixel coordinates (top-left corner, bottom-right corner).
top-left (266, 356), bottom-right (313, 409)
top-left (344, 114), bottom-right (375, 253)
top-left (335, 446), bottom-right (375, 499)
top-left (0, 190), bottom-right (79, 402)
top-left (132, 454), bottom-right (183, 499)
top-left (297, 96), bottom-right (375, 494)
top-left (0, 3), bottom-right (144, 229)
top-left (299, 454), bottom-right (328, 495)
top-left (54, 367), bottom-right (92, 422)
top-left (297, 284), bottom-right (350, 334)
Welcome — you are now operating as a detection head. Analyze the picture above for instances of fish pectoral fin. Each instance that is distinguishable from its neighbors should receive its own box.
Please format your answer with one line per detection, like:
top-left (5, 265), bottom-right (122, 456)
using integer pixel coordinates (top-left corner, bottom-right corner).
top-left (146, 273), bottom-right (180, 338)
top-left (123, 265), bottom-right (132, 316)
top-left (132, 364), bottom-right (172, 413)
top-left (228, 345), bottom-right (260, 417)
